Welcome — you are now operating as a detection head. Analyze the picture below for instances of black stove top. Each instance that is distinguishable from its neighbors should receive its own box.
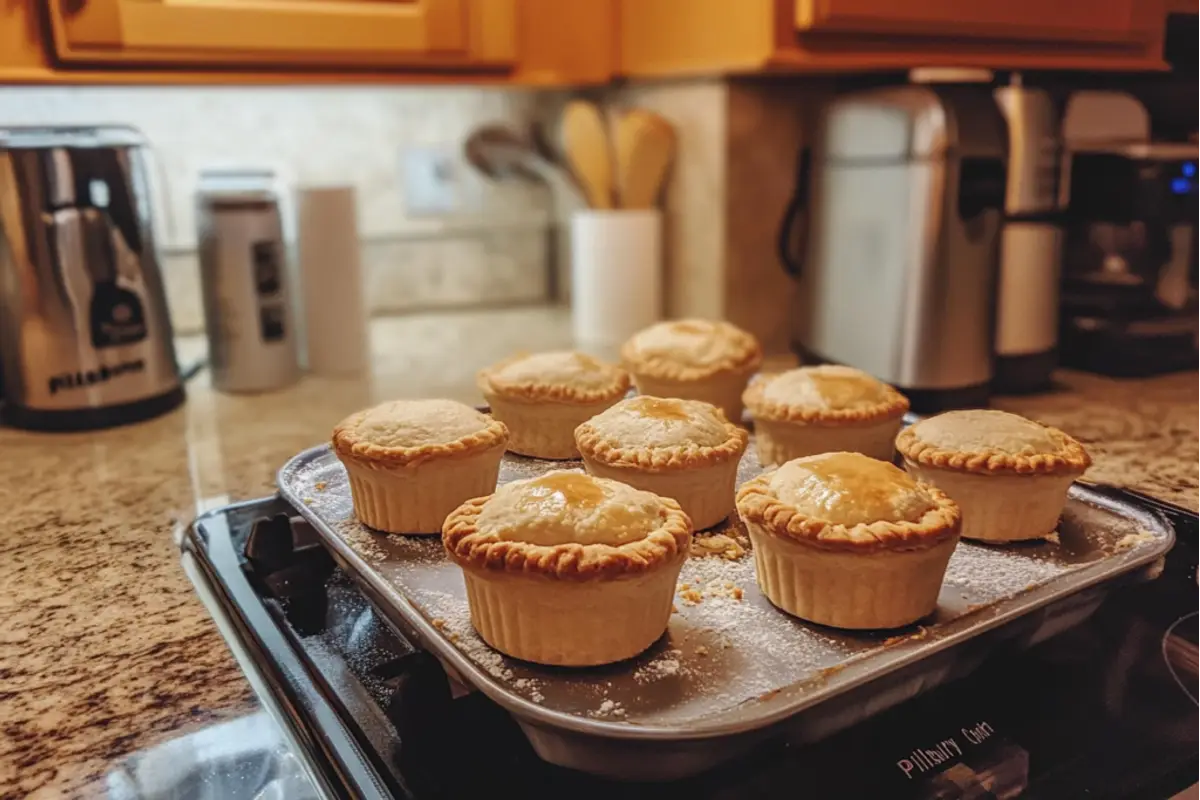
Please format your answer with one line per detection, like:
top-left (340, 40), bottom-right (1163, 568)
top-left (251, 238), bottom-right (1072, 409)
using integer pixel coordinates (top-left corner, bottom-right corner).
top-left (181, 492), bottom-right (1198, 800)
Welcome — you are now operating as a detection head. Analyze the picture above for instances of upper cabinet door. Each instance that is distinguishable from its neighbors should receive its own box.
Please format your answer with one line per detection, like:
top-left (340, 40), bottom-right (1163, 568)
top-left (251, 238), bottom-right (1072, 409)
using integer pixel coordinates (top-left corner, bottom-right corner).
top-left (47, 0), bottom-right (517, 69)
top-left (794, 0), bottom-right (1160, 45)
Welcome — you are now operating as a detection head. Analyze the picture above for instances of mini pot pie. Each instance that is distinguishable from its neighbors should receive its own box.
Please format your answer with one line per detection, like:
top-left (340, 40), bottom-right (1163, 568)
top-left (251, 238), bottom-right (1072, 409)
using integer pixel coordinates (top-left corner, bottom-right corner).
top-left (477, 350), bottom-right (630, 460)
top-left (895, 409), bottom-right (1091, 543)
top-left (743, 365), bottom-right (909, 466)
top-left (621, 319), bottom-right (762, 422)
top-left (575, 395), bottom-right (749, 530)
top-left (443, 470), bottom-right (692, 666)
top-left (736, 452), bottom-right (961, 630)
top-left (332, 399), bottom-right (508, 534)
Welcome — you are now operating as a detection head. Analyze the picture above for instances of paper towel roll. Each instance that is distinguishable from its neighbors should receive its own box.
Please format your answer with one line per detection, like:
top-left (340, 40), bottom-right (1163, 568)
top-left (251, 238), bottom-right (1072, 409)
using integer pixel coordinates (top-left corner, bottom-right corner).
top-left (570, 209), bottom-right (662, 349)
top-left (296, 186), bottom-right (369, 375)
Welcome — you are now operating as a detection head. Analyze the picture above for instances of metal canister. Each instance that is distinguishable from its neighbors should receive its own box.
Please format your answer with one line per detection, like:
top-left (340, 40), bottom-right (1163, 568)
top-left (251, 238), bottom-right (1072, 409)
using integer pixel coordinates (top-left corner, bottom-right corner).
top-left (196, 169), bottom-right (300, 393)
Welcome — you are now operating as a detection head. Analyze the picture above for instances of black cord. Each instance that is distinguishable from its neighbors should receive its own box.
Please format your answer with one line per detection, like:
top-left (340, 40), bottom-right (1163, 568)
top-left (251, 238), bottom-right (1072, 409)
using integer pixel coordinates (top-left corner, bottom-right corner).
top-left (179, 358), bottom-right (207, 383)
top-left (777, 148), bottom-right (811, 278)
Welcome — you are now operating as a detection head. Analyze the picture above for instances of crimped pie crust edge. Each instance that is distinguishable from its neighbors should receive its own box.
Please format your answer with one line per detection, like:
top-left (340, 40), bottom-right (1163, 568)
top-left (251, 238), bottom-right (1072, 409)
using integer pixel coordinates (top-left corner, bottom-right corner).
top-left (574, 415), bottom-right (749, 472)
top-left (477, 353), bottom-right (631, 405)
top-left (895, 417), bottom-right (1092, 476)
top-left (735, 474), bottom-right (961, 554)
top-left (742, 371), bottom-right (910, 426)
top-left (332, 406), bottom-right (509, 469)
top-left (442, 494), bottom-right (693, 579)
top-left (619, 323), bottom-right (764, 382)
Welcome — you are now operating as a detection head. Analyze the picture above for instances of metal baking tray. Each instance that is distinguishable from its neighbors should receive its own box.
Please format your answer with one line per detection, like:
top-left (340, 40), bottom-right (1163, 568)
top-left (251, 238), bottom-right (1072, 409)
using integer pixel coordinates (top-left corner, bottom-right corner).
top-left (278, 440), bottom-right (1174, 781)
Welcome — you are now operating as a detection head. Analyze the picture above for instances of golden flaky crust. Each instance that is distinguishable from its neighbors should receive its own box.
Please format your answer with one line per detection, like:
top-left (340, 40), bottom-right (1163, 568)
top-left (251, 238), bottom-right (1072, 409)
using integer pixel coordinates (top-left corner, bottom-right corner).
top-left (574, 407), bottom-right (749, 473)
top-left (895, 412), bottom-right (1092, 476)
top-left (443, 495), bottom-right (692, 580)
top-left (736, 475), bottom-right (960, 554)
top-left (743, 368), bottom-right (909, 426)
top-left (477, 351), bottom-right (631, 405)
top-left (332, 404), bottom-right (509, 470)
top-left (620, 320), bottom-right (763, 382)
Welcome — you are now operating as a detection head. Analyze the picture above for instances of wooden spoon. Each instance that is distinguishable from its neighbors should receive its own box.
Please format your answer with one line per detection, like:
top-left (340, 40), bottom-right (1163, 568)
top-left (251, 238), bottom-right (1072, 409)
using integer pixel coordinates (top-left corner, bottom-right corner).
top-left (615, 109), bottom-right (676, 210)
top-left (561, 99), bottom-right (615, 209)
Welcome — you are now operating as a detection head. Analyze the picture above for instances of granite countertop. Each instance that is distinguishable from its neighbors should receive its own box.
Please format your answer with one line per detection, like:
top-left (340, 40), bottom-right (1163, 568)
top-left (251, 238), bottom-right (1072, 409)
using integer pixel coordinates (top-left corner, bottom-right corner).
top-left (2, 307), bottom-right (1196, 797)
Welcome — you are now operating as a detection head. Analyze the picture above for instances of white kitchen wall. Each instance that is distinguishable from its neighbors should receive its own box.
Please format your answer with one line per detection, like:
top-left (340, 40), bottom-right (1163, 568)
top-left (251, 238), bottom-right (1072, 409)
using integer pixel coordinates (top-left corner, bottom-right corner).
top-left (0, 86), bottom-right (554, 332)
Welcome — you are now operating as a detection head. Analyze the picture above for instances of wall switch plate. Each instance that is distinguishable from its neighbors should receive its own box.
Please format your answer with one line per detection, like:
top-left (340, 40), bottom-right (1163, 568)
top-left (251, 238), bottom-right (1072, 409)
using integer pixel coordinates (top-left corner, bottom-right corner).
top-left (402, 145), bottom-right (462, 215)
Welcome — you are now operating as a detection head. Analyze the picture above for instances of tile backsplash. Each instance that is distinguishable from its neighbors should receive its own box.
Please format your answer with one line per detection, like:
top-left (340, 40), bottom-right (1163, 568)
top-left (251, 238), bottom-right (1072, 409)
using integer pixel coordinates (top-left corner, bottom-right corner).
top-left (0, 86), bottom-right (555, 332)
top-left (610, 78), bottom-right (823, 356)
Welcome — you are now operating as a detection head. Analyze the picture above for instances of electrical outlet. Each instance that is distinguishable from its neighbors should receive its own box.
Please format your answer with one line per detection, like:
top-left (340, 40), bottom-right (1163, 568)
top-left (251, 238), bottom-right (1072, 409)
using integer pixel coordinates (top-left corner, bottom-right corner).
top-left (402, 146), bottom-right (461, 215)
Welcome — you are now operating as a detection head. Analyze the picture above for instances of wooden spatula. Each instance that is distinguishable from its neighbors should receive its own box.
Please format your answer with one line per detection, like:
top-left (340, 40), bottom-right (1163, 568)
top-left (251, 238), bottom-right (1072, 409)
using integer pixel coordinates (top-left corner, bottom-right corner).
top-left (615, 109), bottom-right (677, 210)
top-left (562, 99), bottom-right (615, 209)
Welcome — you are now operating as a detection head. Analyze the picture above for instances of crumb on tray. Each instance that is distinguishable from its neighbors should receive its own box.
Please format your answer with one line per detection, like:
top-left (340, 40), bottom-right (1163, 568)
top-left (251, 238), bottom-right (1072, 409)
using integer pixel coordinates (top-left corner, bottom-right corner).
top-left (1114, 530), bottom-right (1158, 552)
top-left (677, 579), bottom-right (744, 605)
top-left (818, 663), bottom-right (846, 679)
top-left (690, 532), bottom-right (749, 561)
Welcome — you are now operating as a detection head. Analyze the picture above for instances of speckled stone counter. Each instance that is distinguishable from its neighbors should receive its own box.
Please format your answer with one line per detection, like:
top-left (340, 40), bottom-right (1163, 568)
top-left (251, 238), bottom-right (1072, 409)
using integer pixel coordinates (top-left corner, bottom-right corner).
top-left (1, 307), bottom-right (1196, 798)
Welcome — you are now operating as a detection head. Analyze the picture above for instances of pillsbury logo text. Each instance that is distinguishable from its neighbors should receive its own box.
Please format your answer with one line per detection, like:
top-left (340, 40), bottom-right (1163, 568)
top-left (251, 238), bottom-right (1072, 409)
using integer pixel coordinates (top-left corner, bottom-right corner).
top-left (48, 359), bottom-right (145, 395)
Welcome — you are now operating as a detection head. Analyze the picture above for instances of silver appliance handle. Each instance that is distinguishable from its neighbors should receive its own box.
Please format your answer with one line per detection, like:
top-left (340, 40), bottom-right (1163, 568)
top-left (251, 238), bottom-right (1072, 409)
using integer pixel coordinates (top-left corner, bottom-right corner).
top-left (179, 503), bottom-right (397, 800)
top-left (180, 551), bottom-right (340, 800)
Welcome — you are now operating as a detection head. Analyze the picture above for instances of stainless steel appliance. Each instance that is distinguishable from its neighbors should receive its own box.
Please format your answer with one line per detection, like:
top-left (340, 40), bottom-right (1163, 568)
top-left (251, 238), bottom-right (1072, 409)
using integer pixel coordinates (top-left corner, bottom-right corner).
top-left (993, 77), bottom-right (1063, 393)
top-left (196, 169), bottom-right (300, 394)
top-left (1059, 141), bottom-right (1199, 376)
top-left (0, 126), bottom-right (184, 430)
top-left (779, 82), bottom-right (1008, 412)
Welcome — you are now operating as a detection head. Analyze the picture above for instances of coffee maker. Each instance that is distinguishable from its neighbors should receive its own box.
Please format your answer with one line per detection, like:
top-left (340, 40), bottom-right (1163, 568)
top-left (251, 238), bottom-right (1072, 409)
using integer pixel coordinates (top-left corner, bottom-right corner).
top-left (1059, 140), bottom-right (1199, 376)
top-left (0, 126), bottom-right (184, 430)
top-left (779, 76), bottom-right (1007, 412)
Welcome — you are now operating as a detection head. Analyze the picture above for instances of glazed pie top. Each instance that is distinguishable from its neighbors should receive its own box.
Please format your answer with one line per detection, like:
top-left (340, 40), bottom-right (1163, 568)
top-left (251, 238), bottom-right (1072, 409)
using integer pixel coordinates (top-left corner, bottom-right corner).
top-left (332, 399), bottom-right (508, 468)
top-left (743, 365), bottom-right (909, 425)
top-left (736, 452), bottom-right (961, 552)
top-left (620, 319), bottom-right (763, 381)
top-left (896, 409), bottom-right (1091, 476)
top-left (442, 470), bottom-right (692, 578)
top-left (478, 350), bottom-right (630, 405)
top-left (574, 395), bottom-right (749, 471)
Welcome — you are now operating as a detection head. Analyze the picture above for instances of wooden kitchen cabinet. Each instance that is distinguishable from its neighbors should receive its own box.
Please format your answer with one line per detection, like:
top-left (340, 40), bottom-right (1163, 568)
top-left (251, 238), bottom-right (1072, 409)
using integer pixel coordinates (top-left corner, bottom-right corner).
top-left (2, 0), bottom-right (616, 83)
top-left (794, 0), bottom-right (1162, 45)
top-left (621, 0), bottom-right (1173, 76)
top-left (46, 0), bottom-right (514, 69)
top-left (0, 0), bottom-right (1184, 84)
